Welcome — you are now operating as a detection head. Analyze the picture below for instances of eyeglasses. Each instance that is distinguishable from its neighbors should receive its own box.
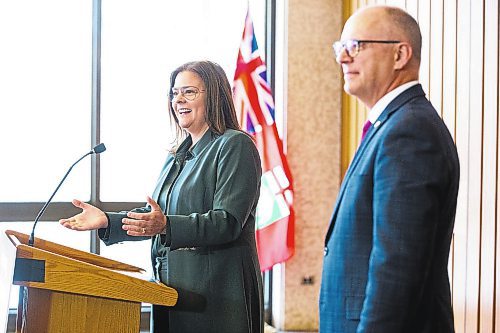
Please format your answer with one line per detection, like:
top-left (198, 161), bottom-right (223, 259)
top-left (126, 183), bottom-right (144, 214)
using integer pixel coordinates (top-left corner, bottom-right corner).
top-left (332, 39), bottom-right (401, 59)
top-left (169, 86), bottom-right (206, 101)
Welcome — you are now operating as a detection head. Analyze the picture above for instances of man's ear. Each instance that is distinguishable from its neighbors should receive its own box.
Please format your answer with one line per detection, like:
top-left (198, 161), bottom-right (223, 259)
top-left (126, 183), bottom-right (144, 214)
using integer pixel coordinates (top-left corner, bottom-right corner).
top-left (394, 43), bottom-right (412, 70)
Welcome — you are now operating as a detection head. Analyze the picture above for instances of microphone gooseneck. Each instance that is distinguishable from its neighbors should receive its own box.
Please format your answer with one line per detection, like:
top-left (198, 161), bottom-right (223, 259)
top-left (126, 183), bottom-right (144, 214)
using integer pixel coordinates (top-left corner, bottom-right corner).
top-left (28, 143), bottom-right (106, 247)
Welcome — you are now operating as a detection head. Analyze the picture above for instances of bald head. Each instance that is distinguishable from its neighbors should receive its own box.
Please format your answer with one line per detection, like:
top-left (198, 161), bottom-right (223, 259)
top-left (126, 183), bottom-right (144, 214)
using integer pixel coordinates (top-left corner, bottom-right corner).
top-left (384, 7), bottom-right (422, 61)
top-left (352, 6), bottom-right (422, 62)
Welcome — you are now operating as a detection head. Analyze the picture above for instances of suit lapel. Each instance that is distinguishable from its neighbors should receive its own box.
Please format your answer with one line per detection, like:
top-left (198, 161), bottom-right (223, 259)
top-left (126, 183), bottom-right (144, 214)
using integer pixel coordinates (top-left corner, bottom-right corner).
top-left (152, 162), bottom-right (171, 202)
top-left (324, 84), bottom-right (426, 243)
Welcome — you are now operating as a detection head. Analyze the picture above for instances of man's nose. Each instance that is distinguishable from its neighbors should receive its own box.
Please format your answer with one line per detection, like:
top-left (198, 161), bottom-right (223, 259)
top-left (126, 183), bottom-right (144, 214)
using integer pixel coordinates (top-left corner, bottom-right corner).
top-left (336, 47), bottom-right (351, 64)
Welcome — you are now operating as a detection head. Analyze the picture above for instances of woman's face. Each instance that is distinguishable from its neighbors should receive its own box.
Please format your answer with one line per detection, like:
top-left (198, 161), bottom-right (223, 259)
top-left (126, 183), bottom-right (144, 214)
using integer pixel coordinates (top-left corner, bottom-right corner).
top-left (171, 71), bottom-right (208, 140)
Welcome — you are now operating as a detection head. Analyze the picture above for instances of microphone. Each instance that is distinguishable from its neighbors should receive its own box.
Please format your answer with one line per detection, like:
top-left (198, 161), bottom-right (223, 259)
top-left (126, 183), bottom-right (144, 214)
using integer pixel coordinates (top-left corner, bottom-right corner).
top-left (28, 143), bottom-right (107, 246)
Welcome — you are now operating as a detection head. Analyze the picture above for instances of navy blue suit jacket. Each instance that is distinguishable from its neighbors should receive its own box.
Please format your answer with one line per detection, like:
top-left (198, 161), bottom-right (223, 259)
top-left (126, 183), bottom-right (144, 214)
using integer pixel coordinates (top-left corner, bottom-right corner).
top-left (319, 84), bottom-right (459, 333)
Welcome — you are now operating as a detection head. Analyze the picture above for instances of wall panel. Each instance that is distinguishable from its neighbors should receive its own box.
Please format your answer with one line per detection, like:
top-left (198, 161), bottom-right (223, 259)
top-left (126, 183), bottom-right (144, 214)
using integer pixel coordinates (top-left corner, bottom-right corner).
top-left (484, 1), bottom-right (499, 332)
top-left (454, 0), bottom-right (473, 330)
top-left (465, 0), bottom-right (484, 331)
top-left (418, 0), bottom-right (431, 94)
top-left (278, 0), bottom-right (343, 330)
top-left (429, 0), bottom-right (443, 116)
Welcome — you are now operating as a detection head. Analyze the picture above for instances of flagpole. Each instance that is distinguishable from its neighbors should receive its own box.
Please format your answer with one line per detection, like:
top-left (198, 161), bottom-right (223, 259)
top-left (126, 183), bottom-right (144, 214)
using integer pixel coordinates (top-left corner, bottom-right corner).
top-left (264, 0), bottom-right (276, 325)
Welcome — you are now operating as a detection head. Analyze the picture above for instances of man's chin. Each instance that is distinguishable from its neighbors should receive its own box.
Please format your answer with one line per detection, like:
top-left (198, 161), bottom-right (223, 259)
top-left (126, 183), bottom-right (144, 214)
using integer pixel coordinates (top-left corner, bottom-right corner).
top-left (343, 83), bottom-right (357, 97)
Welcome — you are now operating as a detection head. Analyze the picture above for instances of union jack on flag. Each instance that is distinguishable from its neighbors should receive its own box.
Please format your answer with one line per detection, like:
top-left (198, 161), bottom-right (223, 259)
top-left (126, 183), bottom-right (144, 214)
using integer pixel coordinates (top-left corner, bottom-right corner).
top-left (233, 12), bottom-right (294, 271)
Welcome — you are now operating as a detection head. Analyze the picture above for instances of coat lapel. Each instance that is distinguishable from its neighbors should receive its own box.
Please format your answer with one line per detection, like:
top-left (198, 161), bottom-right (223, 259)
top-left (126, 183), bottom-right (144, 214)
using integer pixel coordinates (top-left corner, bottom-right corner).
top-left (324, 84), bottom-right (426, 243)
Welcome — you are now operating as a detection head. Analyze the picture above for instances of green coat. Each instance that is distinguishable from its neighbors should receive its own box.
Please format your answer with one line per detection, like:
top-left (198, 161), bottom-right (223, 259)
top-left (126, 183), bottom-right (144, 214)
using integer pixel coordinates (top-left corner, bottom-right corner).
top-left (101, 129), bottom-right (263, 333)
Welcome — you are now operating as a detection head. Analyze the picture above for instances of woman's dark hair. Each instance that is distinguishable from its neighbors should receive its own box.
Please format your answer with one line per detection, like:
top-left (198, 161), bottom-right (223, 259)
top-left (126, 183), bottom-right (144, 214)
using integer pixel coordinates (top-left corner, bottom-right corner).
top-left (168, 60), bottom-right (241, 148)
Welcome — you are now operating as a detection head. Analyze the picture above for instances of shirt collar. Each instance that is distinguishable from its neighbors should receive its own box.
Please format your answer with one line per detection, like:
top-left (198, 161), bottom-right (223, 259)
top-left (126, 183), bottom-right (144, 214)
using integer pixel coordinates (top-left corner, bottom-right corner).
top-left (368, 81), bottom-right (419, 124)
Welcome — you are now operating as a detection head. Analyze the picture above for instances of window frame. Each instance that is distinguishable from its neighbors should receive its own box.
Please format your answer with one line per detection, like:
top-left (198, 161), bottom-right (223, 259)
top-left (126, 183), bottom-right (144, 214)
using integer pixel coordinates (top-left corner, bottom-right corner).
top-left (0, 0), bottom-right (143, 253)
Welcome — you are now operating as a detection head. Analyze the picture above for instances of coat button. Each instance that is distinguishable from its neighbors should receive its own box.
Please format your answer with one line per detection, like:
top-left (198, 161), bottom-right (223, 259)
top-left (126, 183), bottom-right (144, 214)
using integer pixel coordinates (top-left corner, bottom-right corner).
top-left (324, 247), bottom-right (329, 256)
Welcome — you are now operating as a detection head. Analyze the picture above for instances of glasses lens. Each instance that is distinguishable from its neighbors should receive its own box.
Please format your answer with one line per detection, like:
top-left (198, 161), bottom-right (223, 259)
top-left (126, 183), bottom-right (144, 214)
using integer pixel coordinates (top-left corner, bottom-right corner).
top-left (183, 88), bottom-right (198, 101)
top-left (345, 40), bottom-right (359, 57)
top-left (333, 41), bottom-right (342, 57)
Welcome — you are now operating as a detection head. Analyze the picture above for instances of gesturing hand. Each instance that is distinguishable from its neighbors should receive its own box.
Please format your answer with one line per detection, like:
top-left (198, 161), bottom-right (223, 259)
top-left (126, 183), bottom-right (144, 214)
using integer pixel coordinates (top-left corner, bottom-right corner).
top-left (59, 199), bottom-right (108, 231)
top-left (122, 196), bottom-right (167, 236)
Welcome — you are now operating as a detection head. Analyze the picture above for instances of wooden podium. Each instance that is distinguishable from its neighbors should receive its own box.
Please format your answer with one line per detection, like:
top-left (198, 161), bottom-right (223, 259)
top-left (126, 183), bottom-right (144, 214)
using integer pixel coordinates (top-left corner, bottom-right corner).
top-left (0, 229), bottom-right (178, 333)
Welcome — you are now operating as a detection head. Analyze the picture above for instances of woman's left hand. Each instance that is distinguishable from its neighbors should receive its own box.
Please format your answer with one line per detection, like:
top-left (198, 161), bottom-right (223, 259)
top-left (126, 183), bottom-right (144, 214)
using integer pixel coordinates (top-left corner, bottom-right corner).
top-left (122, 196), bottom-right (167, 236)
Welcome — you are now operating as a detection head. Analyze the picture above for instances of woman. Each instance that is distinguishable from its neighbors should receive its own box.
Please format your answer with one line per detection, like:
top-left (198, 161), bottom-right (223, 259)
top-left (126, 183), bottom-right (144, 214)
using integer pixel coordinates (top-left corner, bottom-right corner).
top-left (60, 60), bottom-right (264, 333)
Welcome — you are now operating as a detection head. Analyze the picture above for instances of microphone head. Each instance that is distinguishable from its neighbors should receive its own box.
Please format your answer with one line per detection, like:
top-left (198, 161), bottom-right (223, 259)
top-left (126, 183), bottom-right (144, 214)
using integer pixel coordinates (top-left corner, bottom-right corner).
top-left (92, 143), bottom-right (106, 154)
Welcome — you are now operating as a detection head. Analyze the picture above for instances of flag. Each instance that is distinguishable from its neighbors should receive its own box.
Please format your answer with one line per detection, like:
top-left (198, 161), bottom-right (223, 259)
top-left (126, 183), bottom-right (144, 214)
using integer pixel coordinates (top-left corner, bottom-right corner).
top-left (233, 12), bottom-right (294, 271)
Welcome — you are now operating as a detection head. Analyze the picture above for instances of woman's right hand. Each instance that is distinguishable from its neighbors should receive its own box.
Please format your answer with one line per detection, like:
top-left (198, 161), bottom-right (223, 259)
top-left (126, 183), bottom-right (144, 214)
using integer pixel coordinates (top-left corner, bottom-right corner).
top-left (59, 199), bottom-right (108, 231)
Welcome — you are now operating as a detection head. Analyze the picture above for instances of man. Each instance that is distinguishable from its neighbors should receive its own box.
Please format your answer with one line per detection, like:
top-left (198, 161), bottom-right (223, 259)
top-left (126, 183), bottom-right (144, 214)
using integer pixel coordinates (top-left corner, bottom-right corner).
top-left (320, 5), bottom-right (459, 333)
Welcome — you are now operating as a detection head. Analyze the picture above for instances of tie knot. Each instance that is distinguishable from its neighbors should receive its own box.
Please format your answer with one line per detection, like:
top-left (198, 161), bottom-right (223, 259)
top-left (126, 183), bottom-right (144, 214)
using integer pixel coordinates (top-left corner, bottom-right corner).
top-left (361, 120), bottom-right (372, 141)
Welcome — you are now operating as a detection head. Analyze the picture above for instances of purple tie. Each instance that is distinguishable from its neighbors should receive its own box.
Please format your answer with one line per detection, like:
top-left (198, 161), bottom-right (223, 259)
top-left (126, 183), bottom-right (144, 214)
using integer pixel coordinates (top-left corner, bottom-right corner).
top-left (361, 120), bottom-right (372, 142)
